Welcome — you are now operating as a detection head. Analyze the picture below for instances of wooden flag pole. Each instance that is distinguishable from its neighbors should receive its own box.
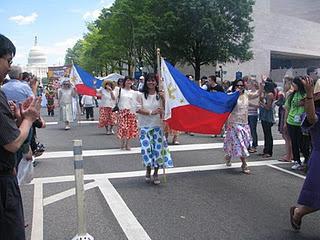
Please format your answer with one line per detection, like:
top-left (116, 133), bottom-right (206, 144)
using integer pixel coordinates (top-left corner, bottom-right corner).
top-left (157, 48), bottom-right (167, 184)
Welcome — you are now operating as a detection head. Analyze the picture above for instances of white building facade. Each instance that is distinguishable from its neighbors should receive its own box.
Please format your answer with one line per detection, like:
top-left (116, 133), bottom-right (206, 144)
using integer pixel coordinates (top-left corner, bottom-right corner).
top-left (181, 0), bottom-right (320, 83)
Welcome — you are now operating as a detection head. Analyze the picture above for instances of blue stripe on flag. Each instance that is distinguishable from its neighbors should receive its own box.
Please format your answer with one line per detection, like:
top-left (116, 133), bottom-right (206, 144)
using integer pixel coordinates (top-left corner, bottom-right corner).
top-left (74, 64), bottom-right (103, 89)
top-left (164, 60), bottom-right (239, 114)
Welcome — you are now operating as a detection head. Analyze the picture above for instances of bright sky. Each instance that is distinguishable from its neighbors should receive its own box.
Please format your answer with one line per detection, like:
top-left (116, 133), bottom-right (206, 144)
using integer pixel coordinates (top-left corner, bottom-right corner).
top-left (0, 0), bottom-right (115, 66)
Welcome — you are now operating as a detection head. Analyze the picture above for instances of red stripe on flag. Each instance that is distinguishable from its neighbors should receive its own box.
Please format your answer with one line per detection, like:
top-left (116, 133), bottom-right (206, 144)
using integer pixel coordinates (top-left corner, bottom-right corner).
top-left (165, 105), bottom-right (230, 134)
top-left (75, 84), bottom-right (97, 96)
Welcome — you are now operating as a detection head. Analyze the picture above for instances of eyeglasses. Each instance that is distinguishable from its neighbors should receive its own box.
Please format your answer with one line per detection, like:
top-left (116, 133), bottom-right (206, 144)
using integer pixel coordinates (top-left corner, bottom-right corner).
top-left (236, 84), bottom-right (244, 87)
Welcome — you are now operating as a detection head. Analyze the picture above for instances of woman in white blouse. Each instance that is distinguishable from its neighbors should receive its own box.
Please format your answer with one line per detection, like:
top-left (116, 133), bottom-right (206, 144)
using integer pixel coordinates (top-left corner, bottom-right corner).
top-left (96, 80), bottom-right (116, 134)
top-left (136, 73), bottom-right (173, 185)
top-left (115, 76), bottom-right (139, 150)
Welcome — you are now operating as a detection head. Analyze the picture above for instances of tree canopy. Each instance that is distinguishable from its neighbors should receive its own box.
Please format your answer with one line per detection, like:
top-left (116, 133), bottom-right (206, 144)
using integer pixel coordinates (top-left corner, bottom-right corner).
top-left (65, 0), bottom-right (255, 80)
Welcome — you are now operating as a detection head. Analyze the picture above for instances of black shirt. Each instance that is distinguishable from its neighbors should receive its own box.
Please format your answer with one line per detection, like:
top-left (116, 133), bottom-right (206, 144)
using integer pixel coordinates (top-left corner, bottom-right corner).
top-left (0, 90), bottom-right (20, 172)
top-left (209, 84), bottom-right (224, 92)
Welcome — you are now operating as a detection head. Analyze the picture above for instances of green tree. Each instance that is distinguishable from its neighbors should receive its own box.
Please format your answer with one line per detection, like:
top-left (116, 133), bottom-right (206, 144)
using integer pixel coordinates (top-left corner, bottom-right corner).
top-left (64, 39), bottom-right (84, 65)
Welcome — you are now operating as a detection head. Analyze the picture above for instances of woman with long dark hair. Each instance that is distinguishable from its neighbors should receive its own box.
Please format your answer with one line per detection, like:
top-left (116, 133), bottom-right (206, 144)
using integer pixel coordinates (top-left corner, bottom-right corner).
top-left (284, 77), bottom-right (310, 170)
top-left (136, 73), bottom-right (173, 184)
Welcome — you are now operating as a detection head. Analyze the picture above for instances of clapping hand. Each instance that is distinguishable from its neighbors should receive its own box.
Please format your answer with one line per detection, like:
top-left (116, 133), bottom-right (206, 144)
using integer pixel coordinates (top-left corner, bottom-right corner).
top-left (20, 96), bottom-right (42, 122)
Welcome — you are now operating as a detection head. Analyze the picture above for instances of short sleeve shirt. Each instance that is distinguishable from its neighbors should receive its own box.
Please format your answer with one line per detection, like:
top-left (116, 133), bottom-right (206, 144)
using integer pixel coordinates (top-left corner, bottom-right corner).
top-left (0, 90), bottom-right (20, 172)
top-left (285, 92), bottom-right (305, 126)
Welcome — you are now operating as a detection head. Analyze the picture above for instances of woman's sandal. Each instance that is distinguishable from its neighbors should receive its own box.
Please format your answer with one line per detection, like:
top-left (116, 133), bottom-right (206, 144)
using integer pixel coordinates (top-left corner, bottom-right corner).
top-left (241, 164), bottom-right (251, 174)
top-left (290, 206), bottom-right (301, 231)
top-left (153, 175), bottom-right (160, 185)
top-left (145, 169), bottom-right (151, 183)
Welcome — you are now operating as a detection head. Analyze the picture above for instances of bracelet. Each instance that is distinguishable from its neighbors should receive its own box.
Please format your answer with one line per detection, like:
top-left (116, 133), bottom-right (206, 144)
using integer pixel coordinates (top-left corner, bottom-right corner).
top-left (306, 96), bottom-right (313, 100)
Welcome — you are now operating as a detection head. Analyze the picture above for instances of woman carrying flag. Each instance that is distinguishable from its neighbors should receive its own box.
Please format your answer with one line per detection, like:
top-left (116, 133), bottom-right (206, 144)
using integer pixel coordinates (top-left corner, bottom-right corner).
top-left (136, 73), bottom-right (173, 184)
top-left (224, 79), bottom-right (252, 174)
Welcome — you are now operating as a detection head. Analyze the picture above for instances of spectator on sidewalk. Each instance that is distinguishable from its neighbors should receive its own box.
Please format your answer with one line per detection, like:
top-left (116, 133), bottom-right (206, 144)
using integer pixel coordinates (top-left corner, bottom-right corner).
top-left (0, 33), bottom-right (41, 240)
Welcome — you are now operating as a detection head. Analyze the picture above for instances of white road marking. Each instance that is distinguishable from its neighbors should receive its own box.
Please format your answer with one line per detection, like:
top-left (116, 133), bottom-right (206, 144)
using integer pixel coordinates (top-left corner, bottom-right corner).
top-left (45, 120), bottom-right (99, 125)
top-left (31, 181), bottom-right (43, 240)
top-left (267, 164), bottom-right (306, 179)
top-left (96, 178), bottom-right (151, 240)
top-left (43, 181), bottom-right (98, 206)
top-left (37, 140), bottom-right (285, 160)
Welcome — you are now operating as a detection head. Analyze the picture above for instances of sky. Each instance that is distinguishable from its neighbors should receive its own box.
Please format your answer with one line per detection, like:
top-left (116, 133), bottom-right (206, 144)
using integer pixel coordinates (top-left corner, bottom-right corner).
top-left (0, 0), bottom-right (115, 66)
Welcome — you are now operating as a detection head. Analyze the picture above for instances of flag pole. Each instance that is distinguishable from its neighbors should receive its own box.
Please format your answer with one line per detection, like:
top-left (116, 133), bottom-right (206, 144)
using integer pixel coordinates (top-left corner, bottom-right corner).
top-left (157, 48), bottom-right (167, 184)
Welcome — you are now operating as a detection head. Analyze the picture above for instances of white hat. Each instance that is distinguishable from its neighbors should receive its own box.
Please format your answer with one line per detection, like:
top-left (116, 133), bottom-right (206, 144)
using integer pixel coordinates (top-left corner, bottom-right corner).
top-left (139, 76), bottom-right (145, 80)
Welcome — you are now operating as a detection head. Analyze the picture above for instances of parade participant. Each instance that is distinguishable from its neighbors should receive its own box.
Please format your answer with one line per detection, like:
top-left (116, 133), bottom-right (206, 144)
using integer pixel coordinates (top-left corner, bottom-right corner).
top-left (96, 80), bottom-right (116, 134)
top-left (247, 79), bottom-right (260, 153)
top-left (224, 79), bottom-right (251, 174)
top-left (58, 79), bottom-right (76, 130)
top-left (115, 76), bottom-right (139, 150)
top-left (136, 73), bottom-right (173, 184)
top-left (290, 76), bottom-right (320, 231)
top-left (276, 76), bottom-right (293, 162)
top-left (81, 94), bottom-right (95, 121)
top-left (259, 77), bottom-right (276, 158)
top-left (45, 82), bottom-right (56, 116)
top-left (0, 34), bottom-right (41, 240)
top-left (284, 77), bottom-right (309, 170)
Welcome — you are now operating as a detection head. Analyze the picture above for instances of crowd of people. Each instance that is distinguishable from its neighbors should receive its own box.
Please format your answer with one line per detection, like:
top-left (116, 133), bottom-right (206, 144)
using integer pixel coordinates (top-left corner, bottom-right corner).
top-left (1, 32), bottom-right (319, 239)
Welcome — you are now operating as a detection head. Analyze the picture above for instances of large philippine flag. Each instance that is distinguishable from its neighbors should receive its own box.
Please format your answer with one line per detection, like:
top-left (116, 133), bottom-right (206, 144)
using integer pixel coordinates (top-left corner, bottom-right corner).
top-left (70, 64), bottom-right (103, 96)
top-left (161, 58), bottom-right (239, 134)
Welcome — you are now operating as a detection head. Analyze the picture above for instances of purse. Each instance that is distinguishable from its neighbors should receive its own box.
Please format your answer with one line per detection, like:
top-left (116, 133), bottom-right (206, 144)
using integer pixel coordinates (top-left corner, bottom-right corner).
top-left (112, 88), bottom-right (121, 112)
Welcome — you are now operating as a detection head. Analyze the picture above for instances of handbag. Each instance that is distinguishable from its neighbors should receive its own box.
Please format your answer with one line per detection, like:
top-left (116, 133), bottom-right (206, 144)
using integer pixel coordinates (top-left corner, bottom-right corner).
top-left (112, 88), bottom-right (121, 112)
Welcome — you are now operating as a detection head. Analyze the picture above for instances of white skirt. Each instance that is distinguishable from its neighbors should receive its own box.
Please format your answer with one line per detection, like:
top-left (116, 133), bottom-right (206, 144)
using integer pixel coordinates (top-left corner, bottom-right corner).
top-left (60, 103), bottom-right (73, 122)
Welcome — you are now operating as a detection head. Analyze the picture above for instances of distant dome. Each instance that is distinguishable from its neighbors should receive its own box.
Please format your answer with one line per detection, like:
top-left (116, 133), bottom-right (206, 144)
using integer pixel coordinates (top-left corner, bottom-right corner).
top-left (27, 36), bottom-right (47, 66)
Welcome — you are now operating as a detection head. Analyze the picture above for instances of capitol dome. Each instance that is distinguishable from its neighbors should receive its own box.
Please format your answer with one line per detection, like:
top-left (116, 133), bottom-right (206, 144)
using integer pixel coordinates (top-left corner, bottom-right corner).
top-left (26, 36), bottom-right (48, 81)
top-left (27, 36), bottom-right (47, 66)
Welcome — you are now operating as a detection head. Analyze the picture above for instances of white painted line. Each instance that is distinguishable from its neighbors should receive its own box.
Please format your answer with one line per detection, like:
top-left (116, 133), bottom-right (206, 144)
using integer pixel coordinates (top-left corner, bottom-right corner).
top-left (43, 181), bottom-right (98, 206)
top-left (37, 140), bottom-right (285, 160)
top-left (45, 120), bottom-right (98, 125)
top-left (267, 164), bottom-right (306, 179)
top-left (31, 181), bottom-right (43, 240)
top-left (96, 179), bottom-right (151, 240)
top-left (32, 159), bottom-right (289, 185)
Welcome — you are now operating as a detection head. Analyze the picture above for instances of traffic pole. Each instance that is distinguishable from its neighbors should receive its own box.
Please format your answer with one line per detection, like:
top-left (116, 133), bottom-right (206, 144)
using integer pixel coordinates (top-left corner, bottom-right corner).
top-left (72, 140), bottom-right (94, 240)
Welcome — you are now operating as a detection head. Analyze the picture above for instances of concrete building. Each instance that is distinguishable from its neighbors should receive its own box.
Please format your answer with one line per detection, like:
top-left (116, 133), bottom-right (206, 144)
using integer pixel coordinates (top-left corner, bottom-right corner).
top-left (181, 0), bottom-right (320, 84)
top-left (26, 36), bottom-right (48, 82)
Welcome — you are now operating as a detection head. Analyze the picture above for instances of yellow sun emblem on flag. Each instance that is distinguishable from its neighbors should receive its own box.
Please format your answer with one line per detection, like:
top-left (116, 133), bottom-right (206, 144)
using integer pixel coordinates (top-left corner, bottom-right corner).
top-left (167, 83), bottom-right (177, 100)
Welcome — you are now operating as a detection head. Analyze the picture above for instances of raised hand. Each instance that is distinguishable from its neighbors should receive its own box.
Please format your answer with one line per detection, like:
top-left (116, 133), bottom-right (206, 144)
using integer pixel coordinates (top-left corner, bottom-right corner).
top-left (301, 76), bottom-right (314, 97)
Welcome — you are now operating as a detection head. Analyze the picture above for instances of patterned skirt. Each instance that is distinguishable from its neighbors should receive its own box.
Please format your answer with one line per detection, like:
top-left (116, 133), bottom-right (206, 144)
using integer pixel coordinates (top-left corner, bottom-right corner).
top-left (140, 127), bottom-right (173, 168)
top-left (223, 124), bottom-right (251, 158)
top-left (98, 107), bottom-right (116, 127)
top-left (117, 109), bottom-right (138, 139)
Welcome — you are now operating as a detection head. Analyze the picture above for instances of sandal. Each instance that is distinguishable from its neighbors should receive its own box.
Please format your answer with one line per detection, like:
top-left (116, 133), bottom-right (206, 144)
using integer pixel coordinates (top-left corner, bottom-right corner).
top-left (248, 148), bottom-right (257, 153)
top-left (262, 154), bottom-right (272, 158)
top-left (225, 157), bottom-right (232, 167)
top-left (290, 206), bottom-right (301, 231)
top-left (241, 164), bottom-right (251, 174)
top-left (153, 175), bottom-right (160, 185)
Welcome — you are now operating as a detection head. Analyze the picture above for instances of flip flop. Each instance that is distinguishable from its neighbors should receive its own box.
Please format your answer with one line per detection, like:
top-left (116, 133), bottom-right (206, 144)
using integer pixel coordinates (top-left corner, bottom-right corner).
top-left (290, 206), bottom-right (301, 231)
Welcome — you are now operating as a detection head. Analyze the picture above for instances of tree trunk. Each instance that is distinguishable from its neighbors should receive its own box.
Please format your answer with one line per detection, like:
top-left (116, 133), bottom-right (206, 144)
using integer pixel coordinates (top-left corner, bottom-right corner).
top-left (194, 62), bottom-right (201, 82)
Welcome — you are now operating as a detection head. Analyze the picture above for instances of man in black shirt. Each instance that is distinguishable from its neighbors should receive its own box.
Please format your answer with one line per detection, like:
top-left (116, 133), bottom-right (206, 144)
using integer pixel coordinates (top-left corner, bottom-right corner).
top-left (0, 34), bottom-right (41, 240)
top-left (207, 75), bottom-right (224, 92)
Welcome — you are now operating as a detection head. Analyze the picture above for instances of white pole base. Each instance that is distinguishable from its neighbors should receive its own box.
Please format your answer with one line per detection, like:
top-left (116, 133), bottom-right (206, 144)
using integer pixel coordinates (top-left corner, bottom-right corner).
top-left (71, 233), bottom-right (94, 240)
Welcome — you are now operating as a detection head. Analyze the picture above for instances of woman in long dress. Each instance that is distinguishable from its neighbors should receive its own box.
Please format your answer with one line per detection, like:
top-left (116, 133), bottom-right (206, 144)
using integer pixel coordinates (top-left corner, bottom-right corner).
top-left (290, 76), bottom-right (320, 231)
top-left (58, 80), bottom-right (76, 130)
top-left (136, 73), bottom-right (173, 185)
top-left (224, 79), bottom-right (252, 174)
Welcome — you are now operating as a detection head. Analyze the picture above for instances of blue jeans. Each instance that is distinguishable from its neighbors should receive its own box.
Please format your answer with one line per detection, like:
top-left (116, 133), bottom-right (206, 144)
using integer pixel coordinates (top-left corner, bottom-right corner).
top-left (248, 115), bottom-right (258, 148)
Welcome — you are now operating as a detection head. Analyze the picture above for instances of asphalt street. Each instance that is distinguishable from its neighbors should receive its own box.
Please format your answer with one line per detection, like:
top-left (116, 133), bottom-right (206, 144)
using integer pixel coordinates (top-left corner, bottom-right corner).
top-left (20, 108), bottom-right (320, 240)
